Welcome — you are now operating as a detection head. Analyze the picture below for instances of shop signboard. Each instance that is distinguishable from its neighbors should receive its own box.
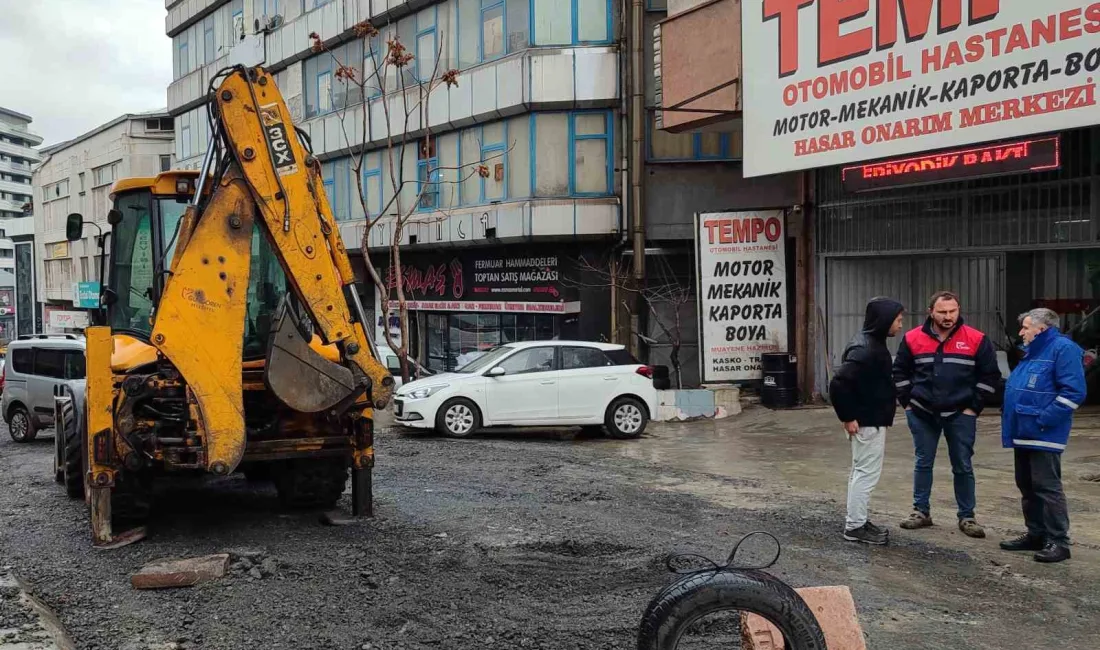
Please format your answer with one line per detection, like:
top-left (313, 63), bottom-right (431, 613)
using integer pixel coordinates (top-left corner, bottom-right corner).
top-left (47, 310), bottom-right (89, 332)
top-left (0, 287), bottom-right (14, 317)
top-left (695, 210), bottom-right (788, 383)
top-left (387, 251), bottom-right (575, 305)
top-left (73, 281), bottom-right (101, 309)
top-left (742, 1), bottom-right (1100, 177)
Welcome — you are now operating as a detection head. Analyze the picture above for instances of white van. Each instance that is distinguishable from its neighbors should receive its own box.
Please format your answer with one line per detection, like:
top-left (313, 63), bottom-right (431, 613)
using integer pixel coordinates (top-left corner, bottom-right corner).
top-left (1, 335), bottom-right (86, 442)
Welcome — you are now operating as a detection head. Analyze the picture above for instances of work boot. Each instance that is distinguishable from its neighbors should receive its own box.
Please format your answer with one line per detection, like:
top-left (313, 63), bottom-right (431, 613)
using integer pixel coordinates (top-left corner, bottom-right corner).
top-left (1000, 533), bottom-right (1045, 552)
top-left (843, 523), bottom-right (888, 545)
top-left (1034, 542), bottom-right (1071, 563)
top-left (899, 510), bottom-right (932, 529)
top-left (958, 518), bottom-right (986, 539)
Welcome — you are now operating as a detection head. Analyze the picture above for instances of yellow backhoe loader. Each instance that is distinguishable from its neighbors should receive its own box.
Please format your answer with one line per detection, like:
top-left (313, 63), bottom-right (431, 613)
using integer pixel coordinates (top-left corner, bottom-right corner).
top-left (55, 66), bottom-right (394, 548)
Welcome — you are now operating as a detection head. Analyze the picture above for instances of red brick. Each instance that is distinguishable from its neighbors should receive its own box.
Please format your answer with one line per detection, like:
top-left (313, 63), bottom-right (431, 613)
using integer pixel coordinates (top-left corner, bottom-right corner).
top-left (131, 554), bottom-right (230, 590)
top-left (742, 585), bottom-right (865, 650)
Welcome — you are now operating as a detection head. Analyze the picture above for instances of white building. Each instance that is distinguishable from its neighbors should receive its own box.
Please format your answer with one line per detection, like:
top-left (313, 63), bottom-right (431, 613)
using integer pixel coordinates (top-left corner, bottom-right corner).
top-left (167, 0), bottom-right (623, 370)
top-left (32, 112), bottom-right (175, 312)
top-left (0, 107), bottom-right (40, 222)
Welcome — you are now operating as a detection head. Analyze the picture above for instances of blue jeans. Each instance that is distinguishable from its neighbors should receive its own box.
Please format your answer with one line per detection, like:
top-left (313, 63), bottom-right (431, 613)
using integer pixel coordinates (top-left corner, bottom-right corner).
top-left (906, 410), bottom-right (977, 520)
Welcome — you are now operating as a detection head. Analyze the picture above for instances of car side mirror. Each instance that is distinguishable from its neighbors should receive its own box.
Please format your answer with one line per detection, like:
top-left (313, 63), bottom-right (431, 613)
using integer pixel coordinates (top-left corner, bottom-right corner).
top-left (65, 213), bottom-right (84, 241)
top-left (487, 367), bottom-right (506, 377)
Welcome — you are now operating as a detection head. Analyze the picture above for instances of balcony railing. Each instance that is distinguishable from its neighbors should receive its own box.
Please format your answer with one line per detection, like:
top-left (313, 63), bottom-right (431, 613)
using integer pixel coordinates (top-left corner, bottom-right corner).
top-left (0, 160), bottom-right (33, 177)
top-left (0, 139), bottom-right (41, 159)
top-left (0, 121), bottom-right (43, 146)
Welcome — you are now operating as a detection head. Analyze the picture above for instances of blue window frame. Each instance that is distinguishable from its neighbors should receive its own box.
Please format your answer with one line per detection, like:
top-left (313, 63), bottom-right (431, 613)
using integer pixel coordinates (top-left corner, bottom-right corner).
top-left (480, 123), bottom-right (507, 202)
top-left (531, 0), bottom-right (612, 46)
top-left (646, 115), bottom-right (741, 162)
top-left (480, 0), bottom-right (506, 62)
top-left (417, 161), bottom-right (440, 210)
top-left (415, 7), bottom-right (439, 82)
top-left (232, 10), bottom-right (244, 40)
top-left (203, 17), bottom-right (215, 64)
top-left (321, 162), bottom-right (335, 203)
top-left (177, 40), bottom-right (189, 77)
top-left (569, 111), bottom-right (613, 196)
top-left (256, 0), bottom-right (279, 16)
top-left (316, 70), bottom-right (333, 115)
top-left (364, 34), bottom-right (383, 98)
top-left (362, 158), bottom-right (383, 216)
top-left (304, 0), bottom-right (332, 11)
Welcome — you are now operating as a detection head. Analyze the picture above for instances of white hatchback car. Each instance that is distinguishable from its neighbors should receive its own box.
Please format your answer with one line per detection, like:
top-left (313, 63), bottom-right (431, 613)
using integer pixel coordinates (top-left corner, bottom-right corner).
top-left (393, 341), bottom-right (658, 439)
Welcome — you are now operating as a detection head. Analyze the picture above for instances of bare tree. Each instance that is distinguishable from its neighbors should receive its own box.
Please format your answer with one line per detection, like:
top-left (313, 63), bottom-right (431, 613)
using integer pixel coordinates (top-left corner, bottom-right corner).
top-left (308, 23), bottom-right (507, 382)
top-left (565, 254), bottom-right (694, 389)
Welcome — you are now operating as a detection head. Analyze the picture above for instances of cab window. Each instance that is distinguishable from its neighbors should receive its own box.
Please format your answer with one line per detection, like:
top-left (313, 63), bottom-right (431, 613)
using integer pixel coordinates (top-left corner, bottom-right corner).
top-left (108, 191), bottom-right (156, 336)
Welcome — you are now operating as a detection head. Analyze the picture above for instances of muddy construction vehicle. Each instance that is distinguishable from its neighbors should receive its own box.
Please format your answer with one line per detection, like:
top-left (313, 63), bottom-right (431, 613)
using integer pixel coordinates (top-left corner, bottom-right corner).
top-left (55, 66), bottom-right (393, 548)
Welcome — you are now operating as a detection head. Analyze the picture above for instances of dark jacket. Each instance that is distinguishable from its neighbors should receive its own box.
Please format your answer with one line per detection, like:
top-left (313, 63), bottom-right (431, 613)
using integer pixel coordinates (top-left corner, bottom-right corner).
top-left (1002, 327), bottom-right (1086, 454)
top-left (830, 298), bottom-right (904, 427)
top-left (892, 317), bottom-right (1001, 416)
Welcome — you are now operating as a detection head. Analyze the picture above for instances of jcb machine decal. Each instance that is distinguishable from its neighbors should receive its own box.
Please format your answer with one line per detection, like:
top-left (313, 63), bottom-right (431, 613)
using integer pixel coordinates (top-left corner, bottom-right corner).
top-left (260, 102), bottom-right (299, 176)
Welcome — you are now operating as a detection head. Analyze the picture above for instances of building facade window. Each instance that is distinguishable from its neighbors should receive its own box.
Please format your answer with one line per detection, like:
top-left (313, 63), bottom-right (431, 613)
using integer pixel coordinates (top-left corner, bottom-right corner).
top-left (361, 152), bottom-right (383, 216)
top-left (304, 41), bottom-right (364, 118)
top-left (92, 163), bottom-right (119, 188)
top-left (204, 16), bottom-right (216, 64)
top-left (418, 138), bottom-right (440, 211)
top-left (570, 112), bottom-right (612, 195)
top-left (647, 114), bottom-right (742, 162)
top-left (481, 123), bottom-right (506, 202)
top-left (416, 7), bottom-right (439, 80)
top-left (160, 155), bottom-right (172, 172)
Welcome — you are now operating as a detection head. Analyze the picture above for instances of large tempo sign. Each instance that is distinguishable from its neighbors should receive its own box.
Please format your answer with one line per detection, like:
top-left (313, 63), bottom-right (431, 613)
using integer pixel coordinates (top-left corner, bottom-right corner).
top-left (742, 0), bottom-right (1100, 177)
top-left (695, 211), bottom-right (789, 383)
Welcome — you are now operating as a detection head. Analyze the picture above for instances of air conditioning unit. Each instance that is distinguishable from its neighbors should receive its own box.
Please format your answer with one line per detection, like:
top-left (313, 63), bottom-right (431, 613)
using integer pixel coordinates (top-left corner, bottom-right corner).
top-left (253, 14), bottom-right (284, 34)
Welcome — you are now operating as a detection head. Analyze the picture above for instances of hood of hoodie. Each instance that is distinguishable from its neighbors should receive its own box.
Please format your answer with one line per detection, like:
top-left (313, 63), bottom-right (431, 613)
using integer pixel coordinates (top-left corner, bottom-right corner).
top-left (862, 298), bottom-right (904, 339)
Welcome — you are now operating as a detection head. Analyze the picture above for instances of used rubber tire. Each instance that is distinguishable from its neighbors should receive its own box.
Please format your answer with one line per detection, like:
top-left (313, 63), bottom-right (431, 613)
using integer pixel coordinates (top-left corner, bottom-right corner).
top-left (8, 405), bottom-right (36, 443)
top-left (242, 464), bottom-right (273, 482)
top-left (274, 458), bottom-right (348, 509)
top-left (435, 398), bottom-right (481, 438)
top-left (605, 397), bottom-right (648, 439)
top-left (638, 569), bottom-right (826, 650)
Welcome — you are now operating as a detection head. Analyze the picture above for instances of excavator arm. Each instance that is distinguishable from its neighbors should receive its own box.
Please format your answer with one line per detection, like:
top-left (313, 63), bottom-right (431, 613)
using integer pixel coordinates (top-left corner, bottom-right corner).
top-left (151, 66), bottom-right (393, 477)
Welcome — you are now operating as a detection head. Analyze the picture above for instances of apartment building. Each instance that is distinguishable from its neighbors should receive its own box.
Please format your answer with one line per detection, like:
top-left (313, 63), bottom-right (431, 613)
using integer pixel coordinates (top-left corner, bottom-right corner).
top-left (167, 0), bottom-right (623, 371)
top-left (32, 112), bottom-right (175, 318)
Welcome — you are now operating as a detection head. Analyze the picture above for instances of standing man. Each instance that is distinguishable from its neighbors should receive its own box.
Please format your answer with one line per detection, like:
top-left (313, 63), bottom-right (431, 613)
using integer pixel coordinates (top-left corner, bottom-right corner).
top-left (1000, 308), bottom-right (1085, 563)
top-left (893, 291), bottom-right (1001, 538)
top-left (830, 297), bottom-right (905, 545)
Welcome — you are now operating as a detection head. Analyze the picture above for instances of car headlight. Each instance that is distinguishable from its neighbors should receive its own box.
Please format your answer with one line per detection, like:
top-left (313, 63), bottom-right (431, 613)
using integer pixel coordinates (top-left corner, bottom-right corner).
top-left (406, 384), bottom-right (449, 400)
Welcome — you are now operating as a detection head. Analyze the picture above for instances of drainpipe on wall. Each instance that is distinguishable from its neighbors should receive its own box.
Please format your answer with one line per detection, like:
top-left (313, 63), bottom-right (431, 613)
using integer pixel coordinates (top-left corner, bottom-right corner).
top-left (629, 0), bottom-right (646, 358)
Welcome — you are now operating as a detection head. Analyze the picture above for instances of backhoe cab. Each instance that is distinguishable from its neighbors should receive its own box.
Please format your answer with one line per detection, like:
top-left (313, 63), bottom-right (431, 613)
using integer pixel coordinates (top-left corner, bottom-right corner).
top-left (58, 66), bottom-right (393, 548)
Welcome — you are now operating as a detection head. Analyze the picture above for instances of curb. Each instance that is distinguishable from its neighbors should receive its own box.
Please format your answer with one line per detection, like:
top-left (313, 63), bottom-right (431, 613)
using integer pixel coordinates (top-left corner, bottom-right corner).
top-left (0, 571), bottom-right (76, 650)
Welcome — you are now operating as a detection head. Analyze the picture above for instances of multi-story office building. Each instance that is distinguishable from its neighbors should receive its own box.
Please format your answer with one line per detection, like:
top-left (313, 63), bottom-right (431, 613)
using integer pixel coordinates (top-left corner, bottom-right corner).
top-left (0, 107), bottom-right (40, 221)
top-left (167, 0), bottom-right (623, 371)
top-left (32, 111), bottom-right (175, 324)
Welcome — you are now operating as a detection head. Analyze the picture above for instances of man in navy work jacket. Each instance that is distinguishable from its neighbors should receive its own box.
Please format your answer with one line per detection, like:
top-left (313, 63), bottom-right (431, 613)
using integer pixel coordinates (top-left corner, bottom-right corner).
top-left (1000, 308), bottom-right (1085, 564)
top-left (892, 291), bottom-right (1001, 538)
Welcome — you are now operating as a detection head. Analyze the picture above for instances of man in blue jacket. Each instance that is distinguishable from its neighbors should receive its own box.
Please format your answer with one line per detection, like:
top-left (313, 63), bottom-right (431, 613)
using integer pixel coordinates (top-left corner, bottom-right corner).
top-left (1000, 308), bottom-right (1085, 563)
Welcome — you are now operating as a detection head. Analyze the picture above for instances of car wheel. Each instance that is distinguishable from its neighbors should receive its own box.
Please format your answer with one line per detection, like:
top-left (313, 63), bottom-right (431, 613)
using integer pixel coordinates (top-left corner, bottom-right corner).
top-left (435, 398), bottom-right (481, 438)
top-left (605, 397), bottom-right (648, 439)
top-left (8, 405), bottom-right (36, 443)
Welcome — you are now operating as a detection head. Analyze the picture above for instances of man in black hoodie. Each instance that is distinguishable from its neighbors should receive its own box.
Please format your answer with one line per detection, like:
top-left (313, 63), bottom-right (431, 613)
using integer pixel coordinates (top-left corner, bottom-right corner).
top-left (830, 297), bottom-right (906, 545)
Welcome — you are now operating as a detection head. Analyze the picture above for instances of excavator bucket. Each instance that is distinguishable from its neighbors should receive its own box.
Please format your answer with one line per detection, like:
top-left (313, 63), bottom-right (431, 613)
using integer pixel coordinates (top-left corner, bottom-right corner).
top-left (265, 298), bottom-right (358, 413)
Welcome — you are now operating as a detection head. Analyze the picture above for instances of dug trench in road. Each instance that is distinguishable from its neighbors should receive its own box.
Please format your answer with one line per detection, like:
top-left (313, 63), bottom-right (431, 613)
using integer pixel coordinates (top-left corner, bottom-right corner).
top-left (3, 409), bottom-right (1099, 649)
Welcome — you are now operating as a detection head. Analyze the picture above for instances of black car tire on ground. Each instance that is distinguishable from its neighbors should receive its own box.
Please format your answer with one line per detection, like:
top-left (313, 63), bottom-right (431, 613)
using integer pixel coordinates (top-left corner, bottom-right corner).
top-left (637, 569), bottom-right (827, 650)
top-left (605, 397), bottom-right (648, 439)
top-left (8, 405), bottom-right (36, 443)
top-left (435, 398), bottom-right (482, 438)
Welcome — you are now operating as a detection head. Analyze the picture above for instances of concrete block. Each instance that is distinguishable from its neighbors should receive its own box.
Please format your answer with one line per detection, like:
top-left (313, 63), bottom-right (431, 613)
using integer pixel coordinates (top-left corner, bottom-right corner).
top-left (741, 585), bottom-right (865, 650)
top-left (711, 386), bottom-right (742, 418)
top-left (131, 554), bottom-right (230, 590)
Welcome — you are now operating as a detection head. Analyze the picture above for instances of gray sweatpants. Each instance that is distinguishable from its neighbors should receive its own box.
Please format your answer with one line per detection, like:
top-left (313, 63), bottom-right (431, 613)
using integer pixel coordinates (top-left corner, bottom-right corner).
top-left (846, 426), bottom-right (886, 530)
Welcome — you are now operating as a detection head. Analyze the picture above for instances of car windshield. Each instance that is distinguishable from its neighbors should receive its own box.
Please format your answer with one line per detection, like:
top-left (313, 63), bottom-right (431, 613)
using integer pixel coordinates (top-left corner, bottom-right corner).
top-left (456, 345), bottom-right (515, 373)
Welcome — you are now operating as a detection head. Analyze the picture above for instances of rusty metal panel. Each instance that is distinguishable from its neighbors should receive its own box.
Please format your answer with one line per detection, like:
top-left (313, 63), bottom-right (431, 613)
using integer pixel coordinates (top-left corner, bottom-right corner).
top-left (825, 254), bottom-right (1005, 367)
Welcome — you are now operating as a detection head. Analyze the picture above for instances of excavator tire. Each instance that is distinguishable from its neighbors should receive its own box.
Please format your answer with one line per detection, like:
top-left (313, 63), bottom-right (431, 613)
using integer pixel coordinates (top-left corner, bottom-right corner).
top-left (110, 473), bottom-right (153, 524)
top-left (61, 403), bottom-right (85, 500)
top-left (274, 458), bottom-right (348, 510)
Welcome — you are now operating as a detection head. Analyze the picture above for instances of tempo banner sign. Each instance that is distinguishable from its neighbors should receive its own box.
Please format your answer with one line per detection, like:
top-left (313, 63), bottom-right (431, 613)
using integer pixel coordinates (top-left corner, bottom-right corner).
top-left (742, 0), bottom-right (1100, 177)
top-left (695, 210), bottom-right (789, 383)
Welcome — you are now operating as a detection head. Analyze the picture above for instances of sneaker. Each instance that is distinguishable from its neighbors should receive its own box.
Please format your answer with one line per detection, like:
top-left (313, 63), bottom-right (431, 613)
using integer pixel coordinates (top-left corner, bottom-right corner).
top-left (958, 518), bottom-right (986, 539)
top-left (1034, 542), bottom-right (1071, 563)
top-left (843, 523), bottom-right (888, 545)
top-left (899, 510), bottom-right (933, 530)
top-left (1000, 533), bottom-right (1045, 552)
top-left (865, 520), bottom-right (888, 536)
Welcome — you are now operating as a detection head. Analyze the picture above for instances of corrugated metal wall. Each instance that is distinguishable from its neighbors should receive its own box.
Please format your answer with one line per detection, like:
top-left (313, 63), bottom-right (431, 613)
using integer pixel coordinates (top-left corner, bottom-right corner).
top-left (824, 255), bottom-right (1005, 367)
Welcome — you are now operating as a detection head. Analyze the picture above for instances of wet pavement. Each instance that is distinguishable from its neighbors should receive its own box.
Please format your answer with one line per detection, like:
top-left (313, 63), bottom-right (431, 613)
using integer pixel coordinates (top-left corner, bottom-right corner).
top-left (0, 407), bottom-right (1098, 649)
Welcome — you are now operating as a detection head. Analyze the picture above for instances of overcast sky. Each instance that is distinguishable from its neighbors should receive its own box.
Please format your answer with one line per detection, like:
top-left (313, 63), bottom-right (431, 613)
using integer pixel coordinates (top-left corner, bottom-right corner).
top-left (0, 0), bottom-right (171, 148)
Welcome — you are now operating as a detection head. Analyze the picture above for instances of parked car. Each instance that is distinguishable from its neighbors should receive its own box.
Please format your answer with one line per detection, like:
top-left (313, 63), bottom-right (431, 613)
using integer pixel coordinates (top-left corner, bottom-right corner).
top-left (376, 344), bottom-right (435, 388)
top-left (1, 335), bottom-right (86, 442)
top-left (393, 341), bottom-right (657, 439)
